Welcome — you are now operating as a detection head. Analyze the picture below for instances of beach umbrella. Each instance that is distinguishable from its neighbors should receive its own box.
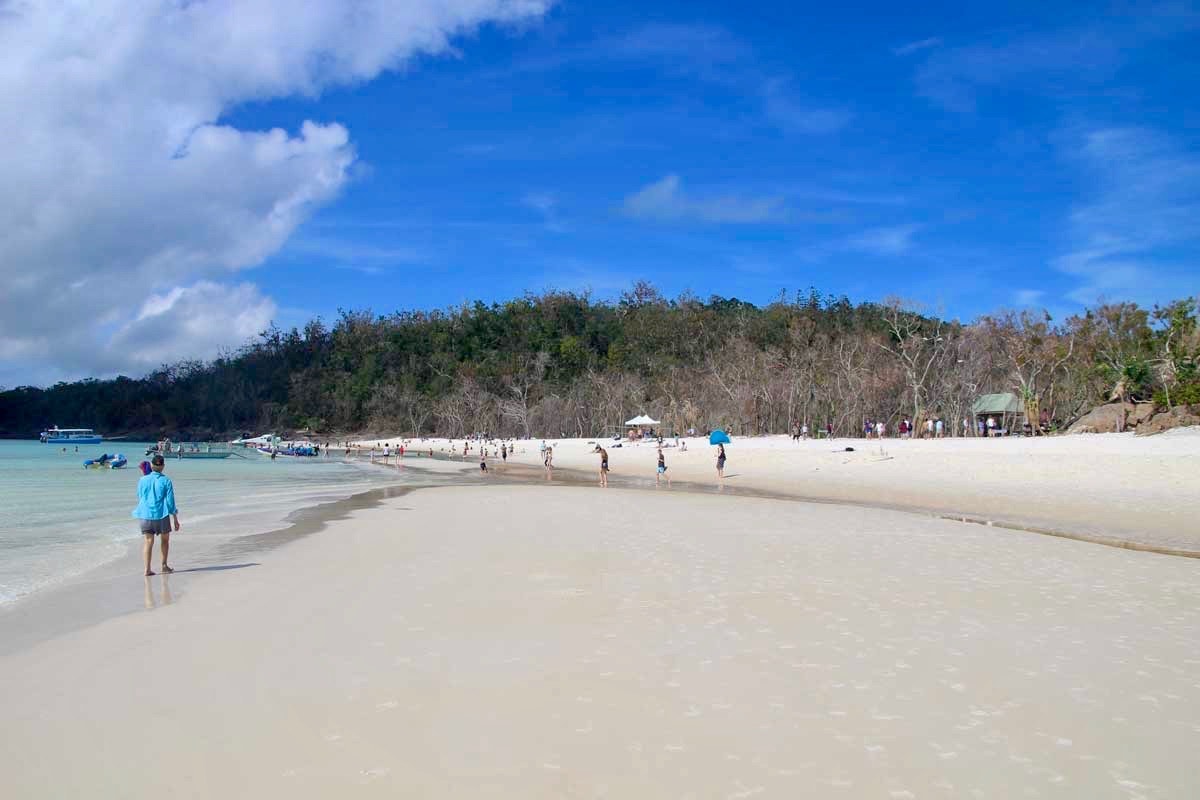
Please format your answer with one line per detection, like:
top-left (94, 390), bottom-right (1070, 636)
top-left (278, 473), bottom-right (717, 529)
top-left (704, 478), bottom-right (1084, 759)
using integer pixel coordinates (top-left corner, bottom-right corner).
top-left (709, 429), bottom-right (731, 445)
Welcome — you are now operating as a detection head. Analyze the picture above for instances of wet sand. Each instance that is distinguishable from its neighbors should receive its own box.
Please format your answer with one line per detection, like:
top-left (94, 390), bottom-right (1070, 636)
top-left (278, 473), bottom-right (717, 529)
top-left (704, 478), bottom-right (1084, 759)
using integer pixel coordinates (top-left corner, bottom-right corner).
top-left (2, 484), bottom-right (1197, 798)
top-left (473, 431), bottom-right (1200, 556)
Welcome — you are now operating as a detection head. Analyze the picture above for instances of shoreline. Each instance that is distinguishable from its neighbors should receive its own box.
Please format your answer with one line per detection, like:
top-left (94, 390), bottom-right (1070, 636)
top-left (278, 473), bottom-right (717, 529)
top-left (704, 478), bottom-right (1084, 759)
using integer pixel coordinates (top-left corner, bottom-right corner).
top-left (3, 482), bottom-right (1197, 798)
top-left (0, 458), bottom-right (475, 655)
top-left (4, 432), bottom-right (1198, 657)
top-left (398, 439), bottom-right (1200, 559)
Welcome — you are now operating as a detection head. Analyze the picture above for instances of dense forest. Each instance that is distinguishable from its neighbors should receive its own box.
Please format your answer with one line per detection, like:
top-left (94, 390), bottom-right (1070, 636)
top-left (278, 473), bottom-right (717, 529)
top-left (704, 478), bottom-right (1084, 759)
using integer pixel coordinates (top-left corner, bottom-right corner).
top-left (2, 284), bottom-right (1198, 440)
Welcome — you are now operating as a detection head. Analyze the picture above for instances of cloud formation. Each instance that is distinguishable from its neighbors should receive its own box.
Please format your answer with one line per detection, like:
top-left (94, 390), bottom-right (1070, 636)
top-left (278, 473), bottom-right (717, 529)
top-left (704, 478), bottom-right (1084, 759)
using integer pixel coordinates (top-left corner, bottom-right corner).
top-left (845, 224), bottom-right (922, 256)
top-left (0, 0), bottom-right (550, 386)
top-left (622, 175), bottom-right (784, 224)
top-left (107, 283), bottom-right (278, 372)
top-left (1055, 127), bottom-right (1200, 305)
top-left (763, 80), bottom-right (852, 134)
top-left (892, 37), bottom-right (942, 56)
top-left (913, 9), bottom-right (1199, 112)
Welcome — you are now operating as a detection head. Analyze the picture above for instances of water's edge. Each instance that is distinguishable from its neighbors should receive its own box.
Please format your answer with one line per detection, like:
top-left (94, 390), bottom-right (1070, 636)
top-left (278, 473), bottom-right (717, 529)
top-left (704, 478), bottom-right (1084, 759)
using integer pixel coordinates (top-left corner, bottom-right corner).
top-left (4, 456), bottom-right (1192, 658)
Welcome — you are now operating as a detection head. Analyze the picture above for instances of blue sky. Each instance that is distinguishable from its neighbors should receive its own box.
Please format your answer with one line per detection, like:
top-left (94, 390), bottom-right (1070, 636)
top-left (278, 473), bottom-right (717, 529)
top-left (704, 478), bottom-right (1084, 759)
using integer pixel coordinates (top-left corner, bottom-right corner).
top-left (1, 1), bottom-right (1198, 384)
top-left (249, 1), bottom-right (1200, 325)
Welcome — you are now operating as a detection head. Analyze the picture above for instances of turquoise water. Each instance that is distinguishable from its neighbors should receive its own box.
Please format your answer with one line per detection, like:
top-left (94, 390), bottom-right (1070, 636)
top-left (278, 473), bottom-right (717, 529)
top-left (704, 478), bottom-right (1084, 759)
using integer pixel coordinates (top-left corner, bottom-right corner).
top-left (0, 441), bottom-right (405, 604)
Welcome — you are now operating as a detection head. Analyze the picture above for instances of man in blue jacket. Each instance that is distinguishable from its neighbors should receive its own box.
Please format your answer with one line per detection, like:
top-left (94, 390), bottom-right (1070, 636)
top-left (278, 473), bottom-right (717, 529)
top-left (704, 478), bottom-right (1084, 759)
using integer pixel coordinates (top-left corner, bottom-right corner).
top-left (132, 454), bottom-right (181, 576)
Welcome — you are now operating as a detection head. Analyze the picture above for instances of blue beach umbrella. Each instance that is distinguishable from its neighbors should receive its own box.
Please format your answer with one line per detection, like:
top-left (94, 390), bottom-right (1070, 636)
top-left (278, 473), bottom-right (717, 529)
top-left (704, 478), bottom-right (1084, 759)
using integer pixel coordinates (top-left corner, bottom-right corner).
top-left (709, 429), bottom-right (731, 445)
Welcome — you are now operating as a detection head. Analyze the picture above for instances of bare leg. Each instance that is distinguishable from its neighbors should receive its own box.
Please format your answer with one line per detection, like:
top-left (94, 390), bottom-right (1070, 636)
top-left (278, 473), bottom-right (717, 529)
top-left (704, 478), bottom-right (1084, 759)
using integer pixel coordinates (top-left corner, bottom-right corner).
top-left (143, 534), bottom-right (155, 576)
top-left (160, 532), bottom-right (171, 572)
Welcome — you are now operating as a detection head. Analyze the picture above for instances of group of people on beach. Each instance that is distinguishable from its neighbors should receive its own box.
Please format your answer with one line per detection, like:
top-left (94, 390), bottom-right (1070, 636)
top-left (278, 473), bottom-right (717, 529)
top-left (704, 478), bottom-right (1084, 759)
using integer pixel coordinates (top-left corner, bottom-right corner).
top-left (791, 422), bottom-right (835, 440)
top-left (128, 434), bottom-right (736, 576)
top-left (860, 417), bottom-right (949, 439)
top-left (590, 440), bottom-right (725, 487)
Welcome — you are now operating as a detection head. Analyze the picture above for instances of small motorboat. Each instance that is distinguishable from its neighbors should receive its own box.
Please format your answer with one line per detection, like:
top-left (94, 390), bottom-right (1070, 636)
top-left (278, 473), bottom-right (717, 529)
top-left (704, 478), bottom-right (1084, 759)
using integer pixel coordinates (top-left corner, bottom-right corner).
top-left (83, 453), bottom-right (127, 469)
top-left (148, 441), bottom-right (236, 459)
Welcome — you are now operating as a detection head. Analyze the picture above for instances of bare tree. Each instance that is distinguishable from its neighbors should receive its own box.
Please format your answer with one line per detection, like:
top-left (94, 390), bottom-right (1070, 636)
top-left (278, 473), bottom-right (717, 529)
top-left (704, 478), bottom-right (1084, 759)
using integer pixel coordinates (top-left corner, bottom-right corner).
top-left (876, 298), bottom-right (949, 429)
top-left (500, 352), bottom-right (550, 438)
top-left (982, 311), bottom-right (1074, 433)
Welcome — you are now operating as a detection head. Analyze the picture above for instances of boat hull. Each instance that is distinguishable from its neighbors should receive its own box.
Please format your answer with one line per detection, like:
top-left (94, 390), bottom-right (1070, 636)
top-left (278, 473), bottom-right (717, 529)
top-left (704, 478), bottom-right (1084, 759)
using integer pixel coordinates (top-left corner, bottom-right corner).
top-left (47, 436), bottom-right (102, 444)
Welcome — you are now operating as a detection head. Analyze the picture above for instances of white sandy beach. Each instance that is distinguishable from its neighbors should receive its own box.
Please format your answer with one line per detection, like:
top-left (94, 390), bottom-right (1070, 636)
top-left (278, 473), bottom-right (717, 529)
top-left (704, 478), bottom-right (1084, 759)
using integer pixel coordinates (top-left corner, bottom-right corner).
top-left (2, 482), bottom-right (1198, 798)
top-left (361, 430), bottom-right (1200, 555)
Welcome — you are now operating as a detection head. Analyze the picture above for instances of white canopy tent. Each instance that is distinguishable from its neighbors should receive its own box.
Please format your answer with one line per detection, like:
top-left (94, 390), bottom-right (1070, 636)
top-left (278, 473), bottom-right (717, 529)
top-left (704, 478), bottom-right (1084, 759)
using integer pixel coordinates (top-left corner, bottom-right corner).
top-left (624, 414), bottom-right (660, 426)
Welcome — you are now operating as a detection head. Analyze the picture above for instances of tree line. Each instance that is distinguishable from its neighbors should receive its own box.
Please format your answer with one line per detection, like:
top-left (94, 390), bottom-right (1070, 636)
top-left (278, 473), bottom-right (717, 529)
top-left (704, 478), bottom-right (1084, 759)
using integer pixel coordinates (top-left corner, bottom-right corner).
top-left (2, 284), bottom-right (1197, 440)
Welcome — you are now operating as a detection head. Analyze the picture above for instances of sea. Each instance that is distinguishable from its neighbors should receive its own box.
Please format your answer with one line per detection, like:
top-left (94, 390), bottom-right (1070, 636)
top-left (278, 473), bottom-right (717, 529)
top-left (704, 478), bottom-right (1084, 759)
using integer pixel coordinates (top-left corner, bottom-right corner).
top-left (0, 440), bottom-right (410, 606)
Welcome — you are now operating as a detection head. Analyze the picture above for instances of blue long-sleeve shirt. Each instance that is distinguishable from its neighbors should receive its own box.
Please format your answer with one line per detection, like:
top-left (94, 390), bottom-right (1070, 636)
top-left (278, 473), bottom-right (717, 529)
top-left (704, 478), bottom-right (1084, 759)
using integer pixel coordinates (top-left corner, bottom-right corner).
top-left (131, 472), bottom-right (178, 520)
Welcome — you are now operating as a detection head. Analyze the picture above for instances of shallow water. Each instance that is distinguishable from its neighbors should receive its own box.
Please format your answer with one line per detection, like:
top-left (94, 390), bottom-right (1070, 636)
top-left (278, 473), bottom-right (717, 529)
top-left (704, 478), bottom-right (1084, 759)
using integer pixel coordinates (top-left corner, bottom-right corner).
top-left (0, 440), bottom-right (406, 604)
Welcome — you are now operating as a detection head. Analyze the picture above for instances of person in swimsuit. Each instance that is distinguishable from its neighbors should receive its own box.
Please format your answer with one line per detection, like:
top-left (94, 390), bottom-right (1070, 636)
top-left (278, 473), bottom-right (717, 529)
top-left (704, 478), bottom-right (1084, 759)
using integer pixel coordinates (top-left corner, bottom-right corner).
top-left (716, 443), bottom-right (726, 481)
top-left (501, 443), bottom-right (507, 464)
top-left (596, 445), bottom-right (609, 487)
top-left (656, 448), bottom-right (670, 486)
top-left (480, 451), bottom-right (488, 473)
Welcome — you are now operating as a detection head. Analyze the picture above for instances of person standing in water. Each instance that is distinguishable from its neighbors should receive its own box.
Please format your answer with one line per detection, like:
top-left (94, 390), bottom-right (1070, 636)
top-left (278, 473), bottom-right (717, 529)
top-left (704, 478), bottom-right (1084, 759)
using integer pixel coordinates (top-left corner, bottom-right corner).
top-left (656, 447), bottom-right (671, 487)
top-left (480, 450), bottom-right (488, 474)
top-left (132, 454), bottom-right (179, 577)
top-left (501, 443), bottom-right (507, 465)
top-left (715, 442), bottom-right (726, 481)
top-left (595, 445), bottom-right (609, 487)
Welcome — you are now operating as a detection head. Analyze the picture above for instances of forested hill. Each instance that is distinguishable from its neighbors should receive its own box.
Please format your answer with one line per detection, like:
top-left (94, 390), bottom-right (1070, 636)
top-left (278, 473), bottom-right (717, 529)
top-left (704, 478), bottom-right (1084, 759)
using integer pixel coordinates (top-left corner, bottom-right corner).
top-left (2, 284), bottom-right (1197, 440)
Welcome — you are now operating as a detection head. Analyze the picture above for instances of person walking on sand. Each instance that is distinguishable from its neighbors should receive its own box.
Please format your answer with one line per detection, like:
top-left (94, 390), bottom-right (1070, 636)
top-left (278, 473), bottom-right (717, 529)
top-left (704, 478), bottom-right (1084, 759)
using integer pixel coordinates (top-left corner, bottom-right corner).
top-left (594, 445), bottom-right (609, 487)
top-left (132, 454), bottom-right (179, 577)
top-left (480, 450), bottom-right (488, 474)
top-left (501, 443), bottom-right (507, 465)
top-left (656, 447), bottom-right (671, 487)
top-left (715, 442), bottom-right (726, 481)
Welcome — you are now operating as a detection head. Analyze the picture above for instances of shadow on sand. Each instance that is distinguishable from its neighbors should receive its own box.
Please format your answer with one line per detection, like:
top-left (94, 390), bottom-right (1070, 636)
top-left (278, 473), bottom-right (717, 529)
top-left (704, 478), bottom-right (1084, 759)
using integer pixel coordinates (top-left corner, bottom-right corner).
top-left (171, 562), bottom-right (260, 574)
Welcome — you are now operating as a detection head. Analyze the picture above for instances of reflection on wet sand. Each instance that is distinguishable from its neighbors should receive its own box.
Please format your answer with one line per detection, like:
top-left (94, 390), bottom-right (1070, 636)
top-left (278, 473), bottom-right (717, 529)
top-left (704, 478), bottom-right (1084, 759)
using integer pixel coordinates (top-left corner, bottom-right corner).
top-left (142, 574), bottom-right (173, 609)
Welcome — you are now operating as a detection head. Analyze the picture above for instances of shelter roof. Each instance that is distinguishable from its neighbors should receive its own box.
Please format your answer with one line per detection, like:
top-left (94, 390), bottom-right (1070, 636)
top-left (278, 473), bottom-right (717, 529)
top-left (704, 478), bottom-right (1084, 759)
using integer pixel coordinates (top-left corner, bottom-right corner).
top-left (971, 393), bottom-right (1024, 415)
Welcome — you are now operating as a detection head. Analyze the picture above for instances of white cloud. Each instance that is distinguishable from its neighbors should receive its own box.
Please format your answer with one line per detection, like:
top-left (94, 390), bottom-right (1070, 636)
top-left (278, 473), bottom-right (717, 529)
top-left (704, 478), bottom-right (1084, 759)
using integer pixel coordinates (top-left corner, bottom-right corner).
top-left (1054, 127), bottom-right (1200, 305)
top-left (0, 0), bottom-right (551, 385)
top-left (1014, 289), bottom-right (1044, 307)
top-left (521, 191), bottom-right (568, 232)
top-left (107, 282), bottom-right (278, 372)
top-left (763, 80), bottom-right (852, 134)
top-left (845, 224), bottom-right (921, 255)
top-left (892, 37), bottom-right (942, 56)
top-left (623, 175), bottom-right (784, 224)
top-left (913, 8), bottom-right (1199, 112)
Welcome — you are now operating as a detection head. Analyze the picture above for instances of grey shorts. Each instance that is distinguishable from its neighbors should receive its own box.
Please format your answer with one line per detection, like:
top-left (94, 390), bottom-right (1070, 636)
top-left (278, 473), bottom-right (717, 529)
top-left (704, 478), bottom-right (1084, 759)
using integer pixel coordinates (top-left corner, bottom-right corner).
top-left (139, 517), bottom-right (171, 535)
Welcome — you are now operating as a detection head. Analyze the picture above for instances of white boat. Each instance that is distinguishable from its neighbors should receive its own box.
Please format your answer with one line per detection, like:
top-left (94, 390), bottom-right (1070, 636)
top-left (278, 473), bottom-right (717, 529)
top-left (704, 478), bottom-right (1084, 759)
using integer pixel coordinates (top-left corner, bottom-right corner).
top-left (40, 427), bottom-right (103, 444)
